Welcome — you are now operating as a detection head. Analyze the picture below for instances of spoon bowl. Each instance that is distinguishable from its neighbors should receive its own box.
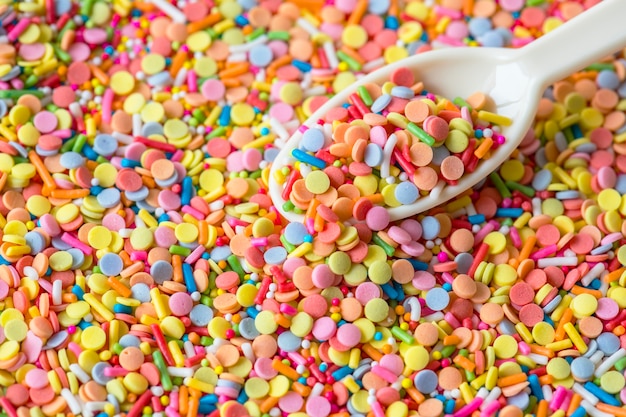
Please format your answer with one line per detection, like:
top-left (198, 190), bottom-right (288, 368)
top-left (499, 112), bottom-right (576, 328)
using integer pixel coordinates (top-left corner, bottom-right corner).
top-left (269, 0), bottom-right (626, 223)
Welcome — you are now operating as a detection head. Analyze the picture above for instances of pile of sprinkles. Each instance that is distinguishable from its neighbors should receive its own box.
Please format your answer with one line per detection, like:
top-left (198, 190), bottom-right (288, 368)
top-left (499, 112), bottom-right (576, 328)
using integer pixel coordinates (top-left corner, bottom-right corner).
top-left (1, 1), bottom-right (626, 417)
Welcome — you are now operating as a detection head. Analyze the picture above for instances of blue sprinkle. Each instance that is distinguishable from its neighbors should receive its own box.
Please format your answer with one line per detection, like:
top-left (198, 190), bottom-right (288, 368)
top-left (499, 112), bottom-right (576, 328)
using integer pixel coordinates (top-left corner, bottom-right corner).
top-left (263, 246), bottom-right (288, 265)
top-left (371, 94), bottom-right (392, 113)
top-left (528, 374), bottom-right (543, 400)
top-left (301, 128), bottom-right (325, 152)
top-left (532, 169), bottom-right (552, 191)
top-left (121, 158), bottom-right (141, 168)
top-left (380, 283), bottom-right (398, 299)
top-left (395, 181), bottom-right (419, 205)
top-left (93, 133), bottom-right (117, 156)
top-left (200, 394), bottom-right (219, 404)
top-left (368, 0), bottom-right (389, 14)
top-left (90, 185), bottom-right (103, 196)
top-left (571, 357), bottom-right (595, 381)
top-left (181, 176), bottom-right (193, 206)
top-left (284, 222), bottom-right (308, 245)
top-left (277, 331), bottom-right (302, 352)
top-left (495, 208), bottom-right (523, 218)
top-left (468, 214), bottom-right (485, 224)
top-left (385, 16), bottom-right (399, 30)
top-left (414, 369), bottom-right (438, 394)
top-left (60, 151), bottom-right (84, 169)
top-left (292, 60), bottom-right (312, 72)
top-left (407, 259), bottom-right (428, 270)
top-left (113, 304), bottom-right (132, 314)
top-left (249, 45), bottom-right (273, 68)
top-left (444, 400), bottom-right (456, 414)
top-left (99, 253), bottom-right (123, 276)
top-left (331, 366), bottom-right (353, 380)
top-left (72, 285), bottom-right (85, 301)
top-left (468, 17), bottom-right (492, 38)
top-left (421, 216), bottom-right (440, 240)
top-left (425, 287), bottom-right (449, 311)
top-left (97, 188), bottom-right (121, 208)
top-left (291, 148), bottom-right (326, 169)
top-left (364, 143), bottom-right (384, 167)
top-left (183, 263), bottom-right (197, 293)
top-left (554, 190), bottom-right (581, 200)
top-left (219, 106), bottom-right (231, 126)
top-left (82, 144), bottom-right (99, 160)
top-left (597, 69), bottom-right (620, 90)
top-left (78, 320), bottom-right (92, 330)
top-left (584, 382), bottom-right (620, 406)
top-left (597, 332), bottom-right (620, 355)
top-left (391, 86), bottom-right (415, 99)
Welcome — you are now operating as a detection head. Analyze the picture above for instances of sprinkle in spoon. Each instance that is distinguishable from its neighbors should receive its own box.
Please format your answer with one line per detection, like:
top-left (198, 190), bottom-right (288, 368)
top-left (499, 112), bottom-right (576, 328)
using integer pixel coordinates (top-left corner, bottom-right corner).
top-left (269, 0), bottom-right (626, 223)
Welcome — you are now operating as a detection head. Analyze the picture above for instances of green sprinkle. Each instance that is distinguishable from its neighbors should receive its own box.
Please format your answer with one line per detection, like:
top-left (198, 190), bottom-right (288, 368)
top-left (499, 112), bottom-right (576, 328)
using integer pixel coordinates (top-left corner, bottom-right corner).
top-left (112, 343), bottom-right (123, 355)
top-left (336, 51), bottom-right (361, 71)
top-left (453, 97), bottom-right (472, 111)
top-left (193, 109), bottom-right (206, 123)
top-left (280, 234), bottom-right (296, 253)
top-left (489, 172), bottom-right (511, 199)
top-left (250, 169), bottom-right (262, 179)
top-left (227, 254), bottom-right (245, 278)
top-left (505, 181), bottom-right (535, 197)
top-left (372, 233), bottom-right (396, 257)
top-left (520, 398), bottom-right (542, 417)
top-left (407, 122), bottom-right (436, 146)
top-left (207, 126), bottom-right (226, 139)
top-left (246, 27), bottom-right (265, 41)
top-left (0, 90), bottom-right (45, 99)
top-left (72, 134), bottom-right (87, 153)
top-left (562, 126), bottom-right (575, 142)
top-left (267, 31), bottom-right (290, 41)
top-left (105, 26), bottom-right (114, 43)
top-left (441, 345), bottom-right (456, 358)
top-left (358, 85), bottom-right (373, 106)
top-left (283, 201), bottom-right (295, 212)
top-left (391, 326), bottom-right (415, 345)
top-left (61, 137), bottom-right (77, 153)
top-left (465, 369), bottom-right (476, 383)
top-left (585, 63), bottom-right (614, 71)
top-left (526, 0), bottom-right (545, 5)
top-left (80, 0), bottom-right (95, 16)
top-left (152, 351), bottom-right (173, 391)
top-left (58, 20), bottom-right (76, 40)
top-left (206, 28), bottom-right (218, 40)
top-left (613, 356), bottom-right (626, 373)
top-left (169, 245), bottom-right (192, 256)
top-left (24, 74), bottom-right (40, 89)
top-left (200, 336), bottom-right (214, 347)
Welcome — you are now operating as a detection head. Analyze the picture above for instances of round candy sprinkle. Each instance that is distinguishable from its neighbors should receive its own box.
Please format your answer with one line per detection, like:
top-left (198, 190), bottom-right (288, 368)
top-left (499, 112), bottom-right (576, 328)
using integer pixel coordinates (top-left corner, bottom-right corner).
top-left (0, 2), bottom-right (626, 417)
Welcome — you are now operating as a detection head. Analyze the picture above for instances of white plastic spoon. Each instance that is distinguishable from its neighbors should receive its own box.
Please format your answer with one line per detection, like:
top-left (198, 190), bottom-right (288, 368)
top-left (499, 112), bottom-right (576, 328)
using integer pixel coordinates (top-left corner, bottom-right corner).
top-left (269, 0), bottom-right (626, 223)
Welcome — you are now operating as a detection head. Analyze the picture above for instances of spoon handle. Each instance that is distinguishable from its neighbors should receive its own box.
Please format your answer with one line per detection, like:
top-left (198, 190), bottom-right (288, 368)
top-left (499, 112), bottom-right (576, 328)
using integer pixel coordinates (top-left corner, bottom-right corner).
top-left (517, 0), bottom-right (626, 89)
